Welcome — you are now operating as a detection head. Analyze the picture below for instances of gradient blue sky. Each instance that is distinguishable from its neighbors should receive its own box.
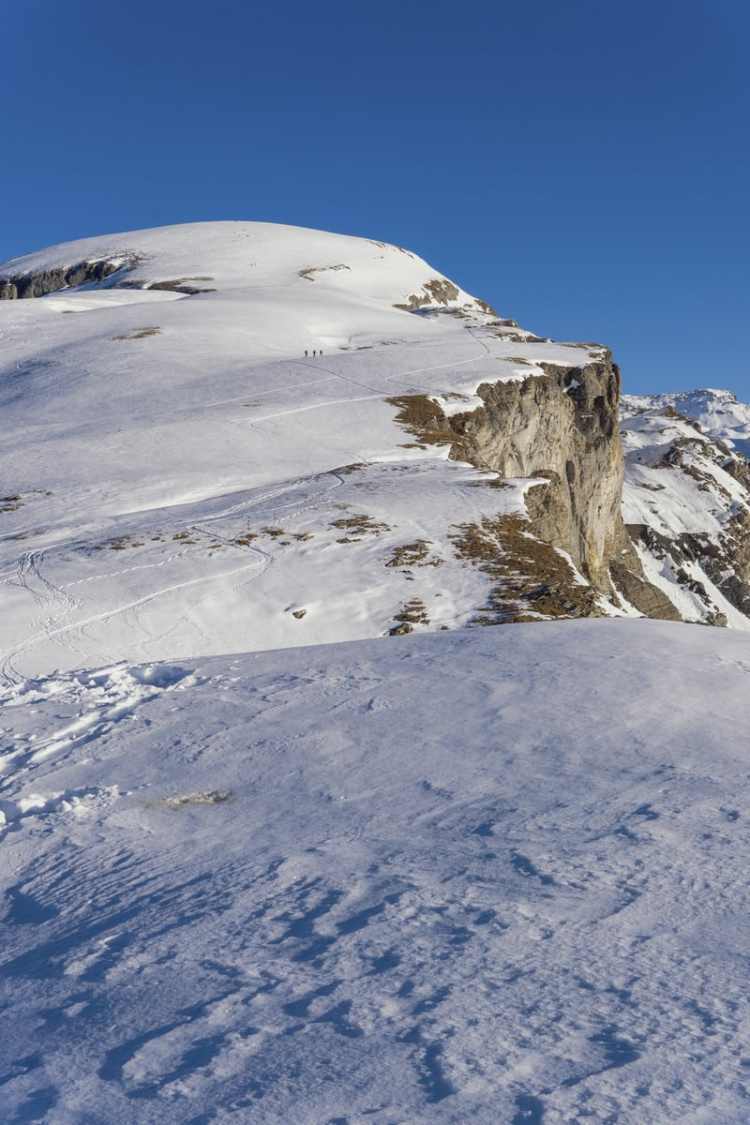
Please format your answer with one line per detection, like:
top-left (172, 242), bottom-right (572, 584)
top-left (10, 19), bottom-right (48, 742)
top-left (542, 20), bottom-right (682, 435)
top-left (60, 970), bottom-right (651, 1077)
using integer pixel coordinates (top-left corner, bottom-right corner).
top-left (3, 0), bottom-right (748, 396)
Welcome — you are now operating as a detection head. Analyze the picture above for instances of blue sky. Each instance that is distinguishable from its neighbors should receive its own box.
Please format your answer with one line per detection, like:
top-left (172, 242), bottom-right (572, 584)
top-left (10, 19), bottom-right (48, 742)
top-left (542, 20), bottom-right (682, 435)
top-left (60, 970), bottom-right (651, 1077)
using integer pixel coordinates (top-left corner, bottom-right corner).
top-left (3, 0), bottom-right (748, 396)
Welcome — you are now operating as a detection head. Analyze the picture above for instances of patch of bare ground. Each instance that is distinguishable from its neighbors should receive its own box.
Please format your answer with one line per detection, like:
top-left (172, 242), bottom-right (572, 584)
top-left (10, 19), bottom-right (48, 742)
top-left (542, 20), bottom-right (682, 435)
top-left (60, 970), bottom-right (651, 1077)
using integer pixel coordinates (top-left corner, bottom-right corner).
top-left (0, 490), bottom-right (52, 514)
top-left (331, 463), bottom-right (367, 476)
top-left (474, 296), bottom-right (499, 316)
top-left (466, 476), bottom-right (512, 491)
top-left (231, 529), bottom-right (313, 547)
top-left (248, 526), bottom-right (313, 547)
top-left (330, 513), bottom-right (390, 543)
top-left (92, 534), bottom-right (146, 551)
top-left (389, 598), bottom-right (430, 635)
top-left (385, 540), bottom-right (442, 569)
top-left (299, 264), bottom-right (351, 281)
top-left (393, 278), bottom-right (460, 311)
top-left (160, 790), bottom-right (232, 809)
top-left (386, 394), bottom-right (470, 453)
top-left (112, 326), bottom-right (161, 341)
top-left (119, 278), bottom-right (215, 295)
top-left (450, 515), bottom-right (600, 624)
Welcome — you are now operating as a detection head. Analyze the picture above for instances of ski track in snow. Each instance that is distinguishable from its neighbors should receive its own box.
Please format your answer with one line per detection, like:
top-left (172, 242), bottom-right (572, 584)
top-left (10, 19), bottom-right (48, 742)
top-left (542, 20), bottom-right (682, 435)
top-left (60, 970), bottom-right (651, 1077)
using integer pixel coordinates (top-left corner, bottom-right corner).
top-left (0, 327), bottom-right (494, 684)
top-left (0, 225), bottom-right (580, 685)
top-left (0, 465), bottom-right (356, 685)
top-left (0, 559), bottom-right (268, 688)
top-left (1, 621), bottom-right (750, 1122)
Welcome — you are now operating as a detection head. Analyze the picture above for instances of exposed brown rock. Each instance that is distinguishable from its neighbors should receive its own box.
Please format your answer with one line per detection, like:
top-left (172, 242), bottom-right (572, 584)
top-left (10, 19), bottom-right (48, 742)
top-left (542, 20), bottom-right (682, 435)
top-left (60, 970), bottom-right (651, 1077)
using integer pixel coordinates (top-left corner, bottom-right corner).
top-left (450, 513), bottom-right (601, 624)
top-left (387, 358), bottom-right (674, 623)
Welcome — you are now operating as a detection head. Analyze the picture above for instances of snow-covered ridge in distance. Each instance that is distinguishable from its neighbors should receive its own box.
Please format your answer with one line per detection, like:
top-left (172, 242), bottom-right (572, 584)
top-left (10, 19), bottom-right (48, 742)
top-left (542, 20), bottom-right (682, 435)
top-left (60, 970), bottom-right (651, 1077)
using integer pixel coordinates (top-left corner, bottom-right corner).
top-left (623, 387), bottom-right (750, 456)
top-left (621, 388), bottom-right (750, 627)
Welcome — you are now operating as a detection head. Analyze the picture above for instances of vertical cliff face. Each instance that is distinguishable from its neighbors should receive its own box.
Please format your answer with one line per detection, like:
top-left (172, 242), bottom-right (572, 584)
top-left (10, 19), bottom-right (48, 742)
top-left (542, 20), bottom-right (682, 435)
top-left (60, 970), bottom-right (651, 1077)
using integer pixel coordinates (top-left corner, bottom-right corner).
top-left (434, 359), bottom-right (682, 621)
top-left (447, 360), bottom-right (624, 589)
top-left (0, 258), bottom-right (130, 299)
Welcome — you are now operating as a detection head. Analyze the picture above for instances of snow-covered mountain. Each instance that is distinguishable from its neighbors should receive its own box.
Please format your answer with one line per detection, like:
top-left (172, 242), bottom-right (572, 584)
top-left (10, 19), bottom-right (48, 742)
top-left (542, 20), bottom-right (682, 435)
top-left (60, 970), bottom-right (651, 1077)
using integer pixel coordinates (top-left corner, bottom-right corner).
top-left (0, 220), bottom-right (648, 683)
top-left (3, 222), bottom-right (750, 1122)
top-left (621, 390), bottom-right (750, 626)
top-left (624, 388), bottom-right (750, 457)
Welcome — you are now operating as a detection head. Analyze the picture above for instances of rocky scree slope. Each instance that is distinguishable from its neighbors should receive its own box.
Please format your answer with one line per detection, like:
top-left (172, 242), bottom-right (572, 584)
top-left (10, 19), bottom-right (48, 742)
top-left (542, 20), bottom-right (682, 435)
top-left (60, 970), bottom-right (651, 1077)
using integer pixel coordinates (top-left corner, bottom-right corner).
top-left (0, 221), bottom-right (728, 679)
top-left (621, 389), bottom-right (750, 627)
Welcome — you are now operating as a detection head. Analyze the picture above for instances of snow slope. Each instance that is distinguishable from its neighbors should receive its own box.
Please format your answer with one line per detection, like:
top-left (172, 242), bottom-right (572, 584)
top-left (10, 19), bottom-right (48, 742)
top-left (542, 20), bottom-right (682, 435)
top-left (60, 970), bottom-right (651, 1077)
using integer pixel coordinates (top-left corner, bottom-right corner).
top-left (4, 222), bottom-right (750, 1124)
top-left (623, 389), bottom-right (750, 458)
top-left (0, 221), bottom-right (487, 308)
top-left (0, 222), bottom-right (604, 680)
top-left (2, 620), bottom-right (750, 1123)
top-left (621, 392), bottom-right (750, 627)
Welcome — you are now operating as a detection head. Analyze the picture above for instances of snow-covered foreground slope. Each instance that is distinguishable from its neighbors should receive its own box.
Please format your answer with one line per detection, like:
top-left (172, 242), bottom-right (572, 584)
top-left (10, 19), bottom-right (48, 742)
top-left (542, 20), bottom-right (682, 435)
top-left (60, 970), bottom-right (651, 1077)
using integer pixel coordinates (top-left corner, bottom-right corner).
top-left (1, 221), bottom-right (612, 679)
top-left (2, 620), bottom-right (750, 1123)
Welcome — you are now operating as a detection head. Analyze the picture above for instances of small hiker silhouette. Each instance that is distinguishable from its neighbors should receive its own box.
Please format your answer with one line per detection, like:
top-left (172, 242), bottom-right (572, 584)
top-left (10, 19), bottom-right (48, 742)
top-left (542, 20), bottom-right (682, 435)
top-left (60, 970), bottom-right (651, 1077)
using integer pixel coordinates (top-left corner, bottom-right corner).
top-left (304, 349), bottom-right (308, 357)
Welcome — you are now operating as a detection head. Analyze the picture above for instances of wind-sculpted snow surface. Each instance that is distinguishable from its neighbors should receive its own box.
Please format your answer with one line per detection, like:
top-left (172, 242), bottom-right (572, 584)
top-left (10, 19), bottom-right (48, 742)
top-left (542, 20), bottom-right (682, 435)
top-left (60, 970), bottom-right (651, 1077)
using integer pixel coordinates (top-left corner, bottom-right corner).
top-left (2, 621), bottom-right (750, 1122)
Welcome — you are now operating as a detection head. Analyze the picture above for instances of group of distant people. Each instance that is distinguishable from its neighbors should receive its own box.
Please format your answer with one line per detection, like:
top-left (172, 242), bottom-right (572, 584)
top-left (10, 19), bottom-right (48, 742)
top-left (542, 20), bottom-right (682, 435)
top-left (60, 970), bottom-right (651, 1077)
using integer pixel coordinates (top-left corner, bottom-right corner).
top-left (304, 349), bottom-right (323, 358)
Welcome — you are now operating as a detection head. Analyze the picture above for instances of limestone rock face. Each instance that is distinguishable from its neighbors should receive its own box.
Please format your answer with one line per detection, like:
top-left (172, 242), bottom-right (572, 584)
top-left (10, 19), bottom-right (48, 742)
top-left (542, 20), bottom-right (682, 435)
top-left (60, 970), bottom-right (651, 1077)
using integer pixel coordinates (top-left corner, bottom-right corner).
top-left (0, 258), bottom-right (129, 299)
top-left (446, 359), bottom-right (629, 594)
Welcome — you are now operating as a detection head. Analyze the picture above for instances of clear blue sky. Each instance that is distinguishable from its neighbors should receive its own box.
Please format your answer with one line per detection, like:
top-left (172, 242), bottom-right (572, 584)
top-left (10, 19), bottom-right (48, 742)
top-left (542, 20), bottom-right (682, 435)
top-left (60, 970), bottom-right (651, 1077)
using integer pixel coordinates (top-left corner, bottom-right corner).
top-left (3, 0), bottom-right (748, 396)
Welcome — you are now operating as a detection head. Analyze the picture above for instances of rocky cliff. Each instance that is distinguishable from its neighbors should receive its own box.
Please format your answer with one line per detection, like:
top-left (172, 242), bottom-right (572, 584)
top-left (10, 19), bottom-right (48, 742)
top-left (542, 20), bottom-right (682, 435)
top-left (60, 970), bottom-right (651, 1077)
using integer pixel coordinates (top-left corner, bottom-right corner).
top-left (0, 257), bottom-right (131, 299)
top-left (450, 358), bottom-right (624, 591)
top-left (389, 354), bottom-right (681, 623)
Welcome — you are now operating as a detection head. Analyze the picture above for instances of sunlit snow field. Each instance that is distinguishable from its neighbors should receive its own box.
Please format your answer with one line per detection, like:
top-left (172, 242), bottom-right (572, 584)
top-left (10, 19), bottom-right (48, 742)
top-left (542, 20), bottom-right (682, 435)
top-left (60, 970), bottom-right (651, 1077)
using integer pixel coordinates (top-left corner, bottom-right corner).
top-left (2, 223), bottom-right (750, 1123)
top-left (0, 222), bottom-right (605, 680)
top-left (2, 621), bottom-right (750, 1122)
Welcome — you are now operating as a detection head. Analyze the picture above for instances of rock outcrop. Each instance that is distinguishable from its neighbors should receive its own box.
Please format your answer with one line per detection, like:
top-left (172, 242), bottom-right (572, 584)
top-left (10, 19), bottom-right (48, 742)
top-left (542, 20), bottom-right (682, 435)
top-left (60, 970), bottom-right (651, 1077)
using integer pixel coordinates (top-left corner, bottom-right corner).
top-left (0, 258), bottom-right (133, 299)
top-left (389, 357), bottom-right (682, 622)
top-left (432, 359), bottom-right (682, 620)
top-left (620, 396), bottom-right (750, 627)
top-left (447, 359), bottom-right (624, 591)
